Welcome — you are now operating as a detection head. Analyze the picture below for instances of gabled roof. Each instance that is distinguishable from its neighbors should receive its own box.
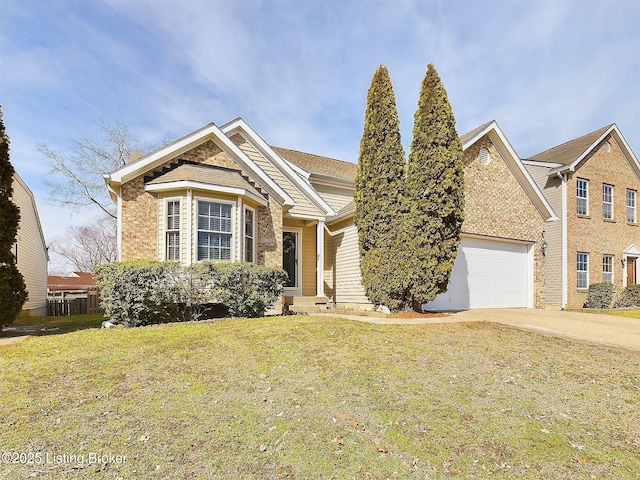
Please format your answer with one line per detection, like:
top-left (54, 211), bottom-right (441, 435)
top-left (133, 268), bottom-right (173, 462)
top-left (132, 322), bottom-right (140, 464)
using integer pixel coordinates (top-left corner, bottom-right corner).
top-left (273, 147), bottom-right (357, 181)
top-left (459, 121), bottom-right (495, 147)
top-left (526, 124), bottom-right (640, 178)
top-left (461, 121), bottom-right (557, 222)
top-left (528, 125), bottom-right (612, 165)
top-left (221, 118), bottom-right (336, 217)
top-left (104, 122), bottom-right (294, 207)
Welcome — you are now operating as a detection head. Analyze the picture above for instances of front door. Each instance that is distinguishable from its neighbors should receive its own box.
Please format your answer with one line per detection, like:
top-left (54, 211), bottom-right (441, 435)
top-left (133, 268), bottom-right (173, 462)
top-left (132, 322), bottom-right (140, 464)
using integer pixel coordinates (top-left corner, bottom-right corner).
top-left (627, 257), bottom-right (638, 285)
top-left (283, 230), bottom-right (300, 293)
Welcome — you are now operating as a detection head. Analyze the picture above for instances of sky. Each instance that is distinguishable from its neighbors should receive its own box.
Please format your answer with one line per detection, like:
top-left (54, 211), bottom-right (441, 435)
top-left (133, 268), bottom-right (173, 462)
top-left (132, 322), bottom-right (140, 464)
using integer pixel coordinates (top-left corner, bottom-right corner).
top-left (1, 0), bottom-right (639, 273)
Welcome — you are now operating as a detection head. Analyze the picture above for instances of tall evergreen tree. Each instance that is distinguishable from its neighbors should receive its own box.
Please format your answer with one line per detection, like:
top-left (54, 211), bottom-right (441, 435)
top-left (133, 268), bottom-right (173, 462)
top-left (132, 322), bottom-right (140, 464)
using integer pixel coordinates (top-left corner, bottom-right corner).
top-left (0, 107), bottom-right (28, 330)
top-left (355, 65), bottom-right (407, 310)
top-left (403, 64), bottom-right (464, 310)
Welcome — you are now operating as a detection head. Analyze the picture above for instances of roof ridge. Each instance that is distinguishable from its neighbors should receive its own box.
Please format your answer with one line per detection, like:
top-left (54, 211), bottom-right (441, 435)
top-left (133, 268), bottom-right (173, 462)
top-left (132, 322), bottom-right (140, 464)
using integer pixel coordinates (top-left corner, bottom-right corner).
top-left (272, 146), bottom-right (355, 166)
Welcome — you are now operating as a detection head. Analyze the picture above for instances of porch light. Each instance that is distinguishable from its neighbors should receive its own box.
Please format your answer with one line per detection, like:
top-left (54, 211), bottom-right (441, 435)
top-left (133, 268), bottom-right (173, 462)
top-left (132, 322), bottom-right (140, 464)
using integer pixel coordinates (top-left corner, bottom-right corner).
top-left (541, 241), bottom-right (548, 255)
top-left (621, 257), bottom-right (626, 267)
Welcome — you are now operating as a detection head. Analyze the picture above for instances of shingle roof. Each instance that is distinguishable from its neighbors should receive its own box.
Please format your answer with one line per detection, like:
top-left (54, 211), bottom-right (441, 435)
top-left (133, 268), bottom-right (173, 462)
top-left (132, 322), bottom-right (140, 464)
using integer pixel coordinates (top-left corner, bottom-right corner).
top-left (527, 124), bottom-right (613, 165)
top-left (146, 163), bottom-right (265, 198)
top-left (460, 121), bottom-right (495, 146)
top-left (273, 147), bottom-right (357, 181)
top-left (48, 272), bottom-right (96, 290)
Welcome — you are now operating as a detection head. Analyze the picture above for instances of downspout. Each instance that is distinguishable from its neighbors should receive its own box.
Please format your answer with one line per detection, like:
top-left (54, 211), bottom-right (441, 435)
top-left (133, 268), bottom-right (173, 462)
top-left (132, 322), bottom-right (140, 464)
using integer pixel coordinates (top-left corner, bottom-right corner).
top-left (186, 189), bottom-right (193, 265)
top-left (559, 173), bottom-right (568, 309)
top-left (116, 189), bottom-right (123, 262)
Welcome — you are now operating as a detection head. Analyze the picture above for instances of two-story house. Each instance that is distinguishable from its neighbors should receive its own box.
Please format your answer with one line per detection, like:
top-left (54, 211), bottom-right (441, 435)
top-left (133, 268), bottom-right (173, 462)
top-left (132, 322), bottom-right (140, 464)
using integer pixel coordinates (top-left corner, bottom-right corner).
top-left (524, 124), bottom-right (640, 309)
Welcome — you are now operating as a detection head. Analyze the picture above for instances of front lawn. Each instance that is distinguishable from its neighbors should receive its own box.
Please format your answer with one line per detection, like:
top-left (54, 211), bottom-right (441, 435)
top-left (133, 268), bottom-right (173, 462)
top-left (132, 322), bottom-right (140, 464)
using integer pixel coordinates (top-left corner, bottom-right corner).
top-left (9, 313), bottom-right (105, 336)
top-left (0, 316), bottom-right (638, 479)
top-left (574, 308), bottom-right (640, 319)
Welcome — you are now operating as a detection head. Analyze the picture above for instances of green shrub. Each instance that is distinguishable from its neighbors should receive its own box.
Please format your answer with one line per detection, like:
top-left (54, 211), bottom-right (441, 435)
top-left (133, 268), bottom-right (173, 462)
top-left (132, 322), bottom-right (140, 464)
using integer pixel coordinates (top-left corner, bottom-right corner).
top-left (614, 283), bottom-right (640, 308)
top-left (583, 282), bottom-right (614, 309)
top-left (94, 261), bottom-right (286, 327)
top-left (94, 260), bottom-right (171, 327)
top-left (191, 262), bottom-right (287, 318)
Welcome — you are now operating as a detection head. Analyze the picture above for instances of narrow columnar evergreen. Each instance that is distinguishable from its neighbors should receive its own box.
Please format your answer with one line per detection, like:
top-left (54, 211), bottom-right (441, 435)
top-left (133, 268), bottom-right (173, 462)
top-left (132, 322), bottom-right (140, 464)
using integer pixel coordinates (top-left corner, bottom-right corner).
top-left (0, 107), bottom-right (27, 328)
top-left (403, 64), bottom-right (465, 310)
top-left (355, 65), bottom-right (407, 309)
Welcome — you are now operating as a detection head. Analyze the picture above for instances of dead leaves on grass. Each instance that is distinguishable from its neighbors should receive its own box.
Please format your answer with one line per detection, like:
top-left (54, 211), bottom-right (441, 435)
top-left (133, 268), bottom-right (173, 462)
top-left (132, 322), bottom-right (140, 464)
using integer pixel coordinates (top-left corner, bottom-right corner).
top-left (333, 413), bottom-right (389, 456)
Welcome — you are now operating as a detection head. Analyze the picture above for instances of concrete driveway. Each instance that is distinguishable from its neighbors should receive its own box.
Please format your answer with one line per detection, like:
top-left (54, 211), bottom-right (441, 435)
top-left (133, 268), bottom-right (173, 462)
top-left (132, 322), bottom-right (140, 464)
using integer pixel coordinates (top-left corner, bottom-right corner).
top-left (450, 309), bottom-right (640, 351)
top-left (327, 309), bottom-right (640, 351)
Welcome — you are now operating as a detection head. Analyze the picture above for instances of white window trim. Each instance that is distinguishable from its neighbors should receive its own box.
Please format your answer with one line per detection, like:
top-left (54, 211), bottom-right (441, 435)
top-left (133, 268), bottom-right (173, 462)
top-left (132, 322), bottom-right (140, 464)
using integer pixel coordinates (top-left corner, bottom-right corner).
top-left (602, 184), bottom-right (614, 220)
top-left (577, 252), bottom-right (589, 290)
top-left (244, 205), bottom-right (256, 263)
top-left (602, 254), bottom-right (614, 283)
top-left (163, 197), bottom-right (182, 262)
top-left (194, 197), bottom-right (236, 262)
top-left (627, 189), bottom-right (637, 224)
top-left (576, 178), bottom-right (589, 216)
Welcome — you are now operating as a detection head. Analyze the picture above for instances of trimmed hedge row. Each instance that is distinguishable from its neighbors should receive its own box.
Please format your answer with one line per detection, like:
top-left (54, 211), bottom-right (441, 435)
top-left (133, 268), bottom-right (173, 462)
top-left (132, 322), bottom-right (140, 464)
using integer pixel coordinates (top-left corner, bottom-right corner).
top-left (584, 282), bottom-right (615, 309)
top-left (615, 283), bottom-right (640, 308)
top-left (584, 282), bottom-right (640, 309)
top-left (94, 261), bottom-right (287, 327)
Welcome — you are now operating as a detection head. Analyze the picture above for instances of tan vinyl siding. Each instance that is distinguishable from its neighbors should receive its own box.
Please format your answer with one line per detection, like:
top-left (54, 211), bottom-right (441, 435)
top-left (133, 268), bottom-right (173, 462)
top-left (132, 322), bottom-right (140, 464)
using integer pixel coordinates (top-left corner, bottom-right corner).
top-left (301, 224), bottom-right (317, 296)
top-left (525, 164), bottom-right (564, 306)
top-left (311, 184), bottom-right (354, 212)
top-left (13, 174), bottom-right (48, 316)
top-left (540, 175), bottom-right (563, 306)
top-left (231, 134), bottom-right (323, 217)
top-left (330, 222), bottom-right (369, 304)
top-left (324, 229), bottom-right (332, 298)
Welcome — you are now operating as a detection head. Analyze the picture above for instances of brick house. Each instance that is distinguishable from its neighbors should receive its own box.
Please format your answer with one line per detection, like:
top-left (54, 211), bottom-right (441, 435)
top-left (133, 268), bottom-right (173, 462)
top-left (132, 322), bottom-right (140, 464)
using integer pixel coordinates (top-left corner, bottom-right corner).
top-left (524, 124), bottom-right (640, 309)
top-left (105, 118), bottom-right (556, 310)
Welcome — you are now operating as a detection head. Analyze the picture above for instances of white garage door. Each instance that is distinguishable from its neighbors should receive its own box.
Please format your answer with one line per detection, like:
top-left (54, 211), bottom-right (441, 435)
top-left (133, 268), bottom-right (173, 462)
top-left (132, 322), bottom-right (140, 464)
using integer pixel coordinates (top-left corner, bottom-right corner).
top-left (423, 236), bottom-right (531, 310)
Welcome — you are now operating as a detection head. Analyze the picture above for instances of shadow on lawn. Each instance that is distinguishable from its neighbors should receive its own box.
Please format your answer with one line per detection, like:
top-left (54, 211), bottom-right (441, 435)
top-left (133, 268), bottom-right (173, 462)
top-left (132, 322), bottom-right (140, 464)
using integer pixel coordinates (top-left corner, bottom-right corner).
top-left (2, 313), bottom-right (105, 338)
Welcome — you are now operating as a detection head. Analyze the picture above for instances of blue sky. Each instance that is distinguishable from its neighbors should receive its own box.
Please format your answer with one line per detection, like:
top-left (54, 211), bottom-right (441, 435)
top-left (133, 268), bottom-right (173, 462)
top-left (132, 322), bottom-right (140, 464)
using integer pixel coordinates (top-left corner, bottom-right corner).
top-left (1, 0), bottom-right (639, 272)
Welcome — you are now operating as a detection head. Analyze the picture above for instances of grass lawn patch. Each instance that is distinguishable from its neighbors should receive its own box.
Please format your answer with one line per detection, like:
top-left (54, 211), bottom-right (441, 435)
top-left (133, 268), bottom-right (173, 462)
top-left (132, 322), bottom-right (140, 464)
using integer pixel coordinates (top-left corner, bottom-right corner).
top-left (1, 316), bottom-right (638, 479)
top-left (574, 308), bottom-right (640, 319)
top-left (7, 313), bottom-right (105, 336)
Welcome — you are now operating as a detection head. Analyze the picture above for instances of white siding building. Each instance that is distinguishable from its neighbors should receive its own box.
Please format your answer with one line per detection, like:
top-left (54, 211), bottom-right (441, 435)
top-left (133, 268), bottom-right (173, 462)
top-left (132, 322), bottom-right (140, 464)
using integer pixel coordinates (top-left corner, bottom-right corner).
top-left (13, 173), bottom-right (49, 316)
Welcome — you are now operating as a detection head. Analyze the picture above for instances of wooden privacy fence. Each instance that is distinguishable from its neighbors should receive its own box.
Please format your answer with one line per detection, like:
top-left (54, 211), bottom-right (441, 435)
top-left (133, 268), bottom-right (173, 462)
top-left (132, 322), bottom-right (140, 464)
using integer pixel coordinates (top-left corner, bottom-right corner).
top-left (47, 290), bottom-right (102, 316)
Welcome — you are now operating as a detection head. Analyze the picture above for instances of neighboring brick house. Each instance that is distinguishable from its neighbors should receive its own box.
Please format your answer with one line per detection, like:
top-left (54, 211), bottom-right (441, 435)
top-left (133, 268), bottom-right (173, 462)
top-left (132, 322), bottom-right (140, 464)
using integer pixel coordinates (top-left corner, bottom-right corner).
top-left (524, 124), bottom-right (640, 309)
top-left (104, 118), bottom-right (556, 310)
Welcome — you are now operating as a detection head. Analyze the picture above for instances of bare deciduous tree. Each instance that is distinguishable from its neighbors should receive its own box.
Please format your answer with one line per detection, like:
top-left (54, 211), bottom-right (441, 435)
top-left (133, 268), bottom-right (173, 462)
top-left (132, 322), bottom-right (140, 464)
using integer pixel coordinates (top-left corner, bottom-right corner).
top-left (50, 214), bottom-right (118, 272)
top-left (38, 116), bottom-right (154, 219)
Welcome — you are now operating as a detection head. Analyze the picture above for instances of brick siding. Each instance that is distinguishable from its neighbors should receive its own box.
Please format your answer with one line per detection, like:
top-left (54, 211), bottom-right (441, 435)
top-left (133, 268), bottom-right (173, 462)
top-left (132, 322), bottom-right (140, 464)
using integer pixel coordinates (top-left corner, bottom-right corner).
top-left (120, 140), bottom-right (283, 268)
top-left (565, 136), bottom-right (640, 308)
top-left (463, 138), bottom-right (547, 308)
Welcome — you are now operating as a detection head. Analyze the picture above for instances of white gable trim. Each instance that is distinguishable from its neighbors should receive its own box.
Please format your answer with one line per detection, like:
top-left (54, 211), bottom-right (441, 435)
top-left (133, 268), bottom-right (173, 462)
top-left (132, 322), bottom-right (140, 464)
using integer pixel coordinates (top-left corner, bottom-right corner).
top-left (521, 159), bottom-right (563, 169)
top-left (221, 118), bottom-right (336, 217)
top-left (548, 124), bottom-right (640, 178)
top-left (462, 121), bottom-right (558, 222)
top-left (624, 244), bottom-right (640, 256)
top-left (104, 122), bottom-right (293, 207)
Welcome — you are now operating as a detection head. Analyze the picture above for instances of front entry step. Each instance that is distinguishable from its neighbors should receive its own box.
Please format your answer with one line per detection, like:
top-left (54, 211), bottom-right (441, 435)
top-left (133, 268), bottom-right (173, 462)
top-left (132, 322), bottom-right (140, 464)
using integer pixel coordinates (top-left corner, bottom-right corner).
top-left (285, 296), bottom-right (329, 314)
